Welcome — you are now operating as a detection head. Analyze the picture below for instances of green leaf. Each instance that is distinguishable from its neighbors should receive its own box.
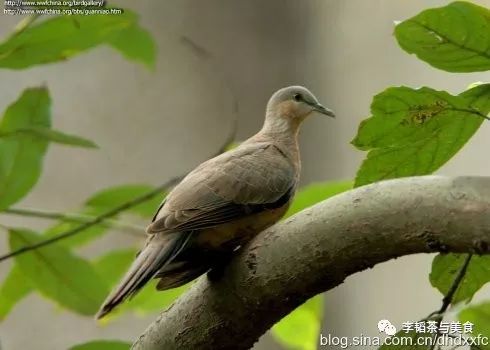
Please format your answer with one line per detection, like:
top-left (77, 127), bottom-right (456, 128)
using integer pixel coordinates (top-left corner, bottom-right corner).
top-left (107, 21), bottom-right (156, 69)
top-left (271, 295), bottom-right (324, 350)
top-left (85, 184), bottom-right (163, 218)
top-left (0, 87), bottom-right (51, 211)
top-left (43, 206), bottom-right (110, 248)
top-left (44, 184), bottom-right (163, 247)
top-left (0, 10), bottom-right (155, 70)
top-left (0, 265), bottom-right (33, 321)
top-left (69, 340), bottom-right (131, 350)
top-left (286, 181), bottom-right (352, 218)
top-left (2, 126), bottom-right (98, 148)
top-left (93, 249), bottom-right (187, 317)
top-left (10, 228), bottom-right (108, 315)
top-left (430, 254), bottom-right (490, 304)
top-left (352, 85), bottom-right (489, 187)
top-left (459, 302), bottom-right (490, 349)
top-left (395, 1), bottom-right (490, 72)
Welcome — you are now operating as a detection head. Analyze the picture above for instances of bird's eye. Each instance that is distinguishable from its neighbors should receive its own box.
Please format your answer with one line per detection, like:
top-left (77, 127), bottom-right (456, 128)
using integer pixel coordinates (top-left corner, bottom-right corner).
top-left (293, 93), bottom-right (302, 102)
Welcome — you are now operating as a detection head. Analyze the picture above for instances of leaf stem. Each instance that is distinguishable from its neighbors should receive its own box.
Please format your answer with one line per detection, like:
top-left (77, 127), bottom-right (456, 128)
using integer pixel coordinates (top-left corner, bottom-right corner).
top-left (0, 177), bottom-right (178, 262)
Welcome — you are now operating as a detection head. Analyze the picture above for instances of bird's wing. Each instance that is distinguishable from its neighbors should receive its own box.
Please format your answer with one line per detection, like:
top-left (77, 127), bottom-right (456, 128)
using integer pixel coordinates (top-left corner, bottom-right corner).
top-left (146, 142), bottom-right (296, 234)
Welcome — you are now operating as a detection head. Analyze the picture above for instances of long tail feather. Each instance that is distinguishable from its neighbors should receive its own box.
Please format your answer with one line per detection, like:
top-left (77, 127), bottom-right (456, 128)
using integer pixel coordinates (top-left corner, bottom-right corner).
top-left (95, 232), bottom-right (191, 319)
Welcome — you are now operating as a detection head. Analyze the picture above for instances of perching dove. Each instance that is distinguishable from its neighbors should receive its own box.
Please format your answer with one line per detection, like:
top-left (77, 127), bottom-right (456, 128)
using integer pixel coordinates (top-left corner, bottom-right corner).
top-left (96, 86), bottom-right (334, 319)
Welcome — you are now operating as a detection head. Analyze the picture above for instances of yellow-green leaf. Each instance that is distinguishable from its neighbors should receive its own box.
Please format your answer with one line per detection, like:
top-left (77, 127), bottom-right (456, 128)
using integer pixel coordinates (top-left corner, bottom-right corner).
top-left (94, 249), bottom-right (187, 318)
top-left (0, 87), bottom-right (51, 210)
top-left (10, 228), bottom-right (108, 315)
top-left (286, 181), bottom-right (352, 218)
top-left (0, 265), bottom-right (32, 321)
top-left (271, 295), bottom-right (324, 350)
top-left (459, 302), bottom-right (490, 350)
top-left (69, 340), bottom-right (131, 350)
top-left (44, 184), bottom-right (164, 247)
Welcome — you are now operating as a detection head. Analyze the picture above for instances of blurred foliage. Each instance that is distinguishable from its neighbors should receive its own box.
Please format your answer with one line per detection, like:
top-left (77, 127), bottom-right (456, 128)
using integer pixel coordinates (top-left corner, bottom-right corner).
top-left (0, 1), bottom-right (488, 350)
top-left (272, 295), bottom-right (324, 350)
top-left (430, 254), bottom-right (490, 304)
top-left (9, 228), bottom-right (108, 315)
top-left (44, 184), bottom-right (163, 247)
top-left (0, 265), bottom-right (31, 320)
top-left (0, 10), bottom-right (155, 69)
top-left (0, 87), bottom-right (50, 211)
top-left (69, 340), bottom-right (131, 350)
top-left (395, 1), bottom-right (490, 73)
top-left (285, 181), bottom-right (352, 218)
top-left (459, 303), bottom-right (490, 350)
top-left (93, 248), bottom-right (188, 318)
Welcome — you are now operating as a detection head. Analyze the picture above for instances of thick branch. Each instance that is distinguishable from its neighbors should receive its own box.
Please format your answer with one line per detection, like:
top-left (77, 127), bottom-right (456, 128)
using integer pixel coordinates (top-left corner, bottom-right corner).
top-left (133, 176), bottom-right (490, 350)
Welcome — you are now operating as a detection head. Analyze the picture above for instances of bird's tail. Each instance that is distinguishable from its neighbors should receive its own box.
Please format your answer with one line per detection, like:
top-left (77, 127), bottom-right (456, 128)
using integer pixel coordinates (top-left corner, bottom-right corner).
top-left (95, 232), bottom-right (192, 319)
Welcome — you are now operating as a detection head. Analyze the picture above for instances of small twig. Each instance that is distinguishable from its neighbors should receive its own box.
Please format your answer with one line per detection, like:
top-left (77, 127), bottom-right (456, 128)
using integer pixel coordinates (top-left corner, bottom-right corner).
top-left (0, 176), bottom-right (180, 263)
top-left (3, 207), bottom-right (145, 235)
top-left (428, 253), bottom-right (473, 350)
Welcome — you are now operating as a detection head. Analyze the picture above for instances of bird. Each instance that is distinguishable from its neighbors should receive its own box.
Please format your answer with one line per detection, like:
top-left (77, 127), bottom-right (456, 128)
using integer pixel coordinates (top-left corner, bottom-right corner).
top-left (96, 85), bottom-right (335, 319)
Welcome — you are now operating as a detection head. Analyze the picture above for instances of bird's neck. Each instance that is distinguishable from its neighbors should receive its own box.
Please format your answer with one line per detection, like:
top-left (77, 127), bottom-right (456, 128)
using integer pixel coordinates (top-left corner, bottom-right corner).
top-left (254, 113), bottom-right (302, 167)
top-left (260, 112), bottom-right (301, 140)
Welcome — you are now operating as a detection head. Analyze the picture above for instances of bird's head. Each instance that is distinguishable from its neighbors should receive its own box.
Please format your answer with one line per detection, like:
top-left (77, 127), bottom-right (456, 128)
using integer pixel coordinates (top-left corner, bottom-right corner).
top-left (264, 86), bottom-right (335, 133)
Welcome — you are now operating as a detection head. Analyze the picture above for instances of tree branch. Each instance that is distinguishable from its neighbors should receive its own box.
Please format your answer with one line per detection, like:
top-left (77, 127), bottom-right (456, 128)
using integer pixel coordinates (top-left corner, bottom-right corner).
top-left (132, 175), bottom-right (490, 350)
top-left (0, 177), bottom-right (180, 262)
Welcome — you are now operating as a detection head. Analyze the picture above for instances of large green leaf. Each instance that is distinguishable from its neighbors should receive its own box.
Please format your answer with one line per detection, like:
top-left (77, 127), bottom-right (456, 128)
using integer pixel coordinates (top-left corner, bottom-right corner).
top-left (0, 265), bottom-right (32, 321)
top-left (44, 184), bottom-right (164, 247)
top-left (430, 254), bottom-right (490, 304)
top-left (286, 181), bottom-right (352, 218)
top-left (69, 340), bottom-right (131, 350)
top-left (9, 228), bottom-right (108, 315)
top-left (271, 295), bottom-right (324, 350)
top-left (459, 302), bottom-right (490, 350)
top-left (0, 87), bottom-right (51, 210)
top-left (395, 2), bottom-right (490, 73)
top-left (352, 84), bottom-right (489, 187)
top-left (94, 249), bottom-right (187, 318)
top-left (0, 10), bottom-right (155, 69)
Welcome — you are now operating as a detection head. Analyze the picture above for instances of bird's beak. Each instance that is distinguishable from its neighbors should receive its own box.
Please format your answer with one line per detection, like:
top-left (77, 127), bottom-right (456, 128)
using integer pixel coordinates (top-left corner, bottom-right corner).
top-left (312, 103), bottom-right (335, 118)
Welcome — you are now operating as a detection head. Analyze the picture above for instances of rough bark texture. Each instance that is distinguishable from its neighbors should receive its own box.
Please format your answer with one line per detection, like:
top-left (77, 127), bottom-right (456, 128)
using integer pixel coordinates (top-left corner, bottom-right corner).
top-left (132, 176), bottom-right (490, 350)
